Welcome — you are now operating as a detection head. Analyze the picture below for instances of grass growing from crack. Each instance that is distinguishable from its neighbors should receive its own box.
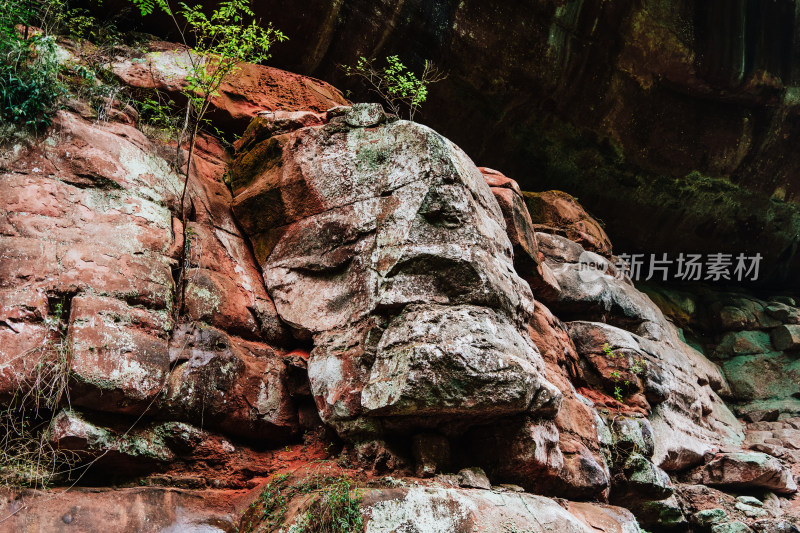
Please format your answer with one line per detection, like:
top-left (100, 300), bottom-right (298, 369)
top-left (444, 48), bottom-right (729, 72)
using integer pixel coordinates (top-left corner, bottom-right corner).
top-left (0, 299), bottom-right (78, 489)
top-left (241, 472), bottom-right (363, 533)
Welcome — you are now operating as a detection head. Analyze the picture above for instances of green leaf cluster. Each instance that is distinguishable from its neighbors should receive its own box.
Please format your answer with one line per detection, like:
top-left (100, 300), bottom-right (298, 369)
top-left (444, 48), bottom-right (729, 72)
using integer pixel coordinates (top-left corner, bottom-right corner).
top-left (0, 0), bottom-right (68, 134)
top-left (383, 55), bottom-right (429, 108)
top-left (344, 55), bottom-right (445, 121)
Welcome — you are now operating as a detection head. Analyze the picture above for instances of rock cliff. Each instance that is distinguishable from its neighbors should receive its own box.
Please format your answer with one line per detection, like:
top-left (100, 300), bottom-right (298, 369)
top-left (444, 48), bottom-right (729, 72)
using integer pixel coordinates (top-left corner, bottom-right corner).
top-left (0, 36), bottom-right (799, 533)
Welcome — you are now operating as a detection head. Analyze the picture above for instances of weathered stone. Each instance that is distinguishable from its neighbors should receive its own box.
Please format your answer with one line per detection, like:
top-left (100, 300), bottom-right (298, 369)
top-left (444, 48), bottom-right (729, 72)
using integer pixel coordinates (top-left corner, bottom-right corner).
top-left (765, 304), bottom-right (799, 323)
top-left (355, 486), bottom-right (643, 532)
top-left (49, 409), bottom-right (177, 467)
top-left (0, 106), bottom-right (297, 451)
top-left (566, 317), bottom-right (743, 472)
top-left (235, 110), bottom-right (326, 153)
top-left (457, 467), bottom-right (491, 490)
top-left (555, 439), bottom-right (610, 500)
top-left (180, 221), bottom-right (289, 344)
top-left (744, 410), bottom-right (782, 423)
top-left (537, 231), bottom-right (745, 471)
top-left (68, 295), bottom-right (170, 413)
top-left (737, 495), bottom-right (764, 507)
top-left (694, 508), bottom-right (729, 527)
top-left (610, 416), bottom-right (656, 459)
top-left (715, 331), bottom-right (774, 359)
top-left (307, 318), bottom-right (384, 428)
top-left (772, 325), bottom-right (800, 351)
top-left (466, 418), bottom-right (564, 492)
top-left (752, 520), bottom-right (800, 533)
top-left (773, 428), bottom-right (800, 449)
top-left (344, 102), bottom-right (388, 127)
top-left (349, 439), bottom-right (410, 475)
top-left (361, 305), bottom-right (561, 418)
top-left (713, 299), bottom-right (784, 332)
top-left (712, 522), bottom-right (755, 533)
top-left (158, 324), bottom-right (298, 443)
top-left (722, 353), bottom-right (800, 403)
top-left (538, 233), bottom-right (662, 326)
top-left (692, 452), bottom-right (797, 494)
top-left (232, 116), bottom-right (560, 434)
top-left (481, 167), bottom-right (541, 270)
top-left (634, 496), bottom-right (687, 530)
top-left (0, 485), bottom-right (239, 532)
top-left (616, 453), bottom-right (673, 501)
top-left (112, 42), bottom-right (348, 131)
top-left (524, 190), bottom-right (612, 256)
top-left (734, 501), bottom-right (768, 518)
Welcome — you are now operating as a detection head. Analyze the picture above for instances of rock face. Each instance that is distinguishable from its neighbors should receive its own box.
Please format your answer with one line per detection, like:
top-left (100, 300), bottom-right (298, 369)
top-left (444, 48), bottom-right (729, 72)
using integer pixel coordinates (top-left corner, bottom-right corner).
top-left (0, 486), bottom-right (243, 532)
top-left (689, 452), bottom-right (798, 494)
top-left (230, 103), bottom-right (561, 435)
top-left (358, 486), bottom-right (642, 533)
top-left (112, 41), bottom-right (349, 132)
top-left (646, 285), bottom-right (800, 420)
top-left (3, 48), bottom-right (800, 530)
top-left (0, 98), bottom-right (307, 450)
top-left (532, 227), bottom-right (745, 472)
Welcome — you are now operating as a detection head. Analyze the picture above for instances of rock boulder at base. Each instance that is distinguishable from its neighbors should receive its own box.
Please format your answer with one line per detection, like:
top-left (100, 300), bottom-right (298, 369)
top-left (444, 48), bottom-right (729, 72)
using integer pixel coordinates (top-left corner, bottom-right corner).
top-left (691, 452), bottom-right (798, 495)
top-left (357, 486), bottom-right (643, 533)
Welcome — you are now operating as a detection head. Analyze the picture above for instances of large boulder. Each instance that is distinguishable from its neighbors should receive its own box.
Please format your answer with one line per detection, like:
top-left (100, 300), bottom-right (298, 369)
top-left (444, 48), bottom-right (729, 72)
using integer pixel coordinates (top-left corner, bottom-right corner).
top-left (231, 104), bottom-right (561, 435)
top-left (359, 487), bottom-right (644, 533)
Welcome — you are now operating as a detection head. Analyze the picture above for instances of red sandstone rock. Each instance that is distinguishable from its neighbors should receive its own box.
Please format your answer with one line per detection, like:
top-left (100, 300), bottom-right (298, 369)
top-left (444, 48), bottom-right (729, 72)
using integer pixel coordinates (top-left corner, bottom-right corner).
top-left (479, 167), bottom-right (562, 300)
top-left (690, 452), bottom-right (798, 494)
top-left (112, 42), bottom-right (348, 132)
top-left (0, 109), bottom-right (292, 440)
top-left (524, 190), bottom-right (613, 256)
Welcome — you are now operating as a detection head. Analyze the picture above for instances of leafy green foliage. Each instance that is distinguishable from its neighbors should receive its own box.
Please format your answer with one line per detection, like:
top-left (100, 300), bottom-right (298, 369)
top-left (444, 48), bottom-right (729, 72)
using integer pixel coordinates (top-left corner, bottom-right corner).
top-left (302, 476), bottom-right (362, 533)
top-left (0, 0), bottom-right (68, 135)
top-left (126, 0), bottom-right (285, 189)
top-left (0, 0), bottom-right (130, 138)
top-left (130, 0), bottom-right (169, 16)
top-left (0, 34), bottom-right (66, 132)
top-left (137, 92), bottom-right (181, 131)
top-left (343, 55), bottom-right (445, 121)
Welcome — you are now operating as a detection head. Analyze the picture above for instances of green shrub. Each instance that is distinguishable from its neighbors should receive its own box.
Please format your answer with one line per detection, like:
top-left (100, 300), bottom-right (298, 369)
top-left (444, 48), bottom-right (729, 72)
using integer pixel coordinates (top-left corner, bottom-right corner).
top-left (302, 476), bottom-right (362, 533)
top-left (343, 55), bottom-right (446, 120)
top-left (0, 2), bottom-right (67, 135)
